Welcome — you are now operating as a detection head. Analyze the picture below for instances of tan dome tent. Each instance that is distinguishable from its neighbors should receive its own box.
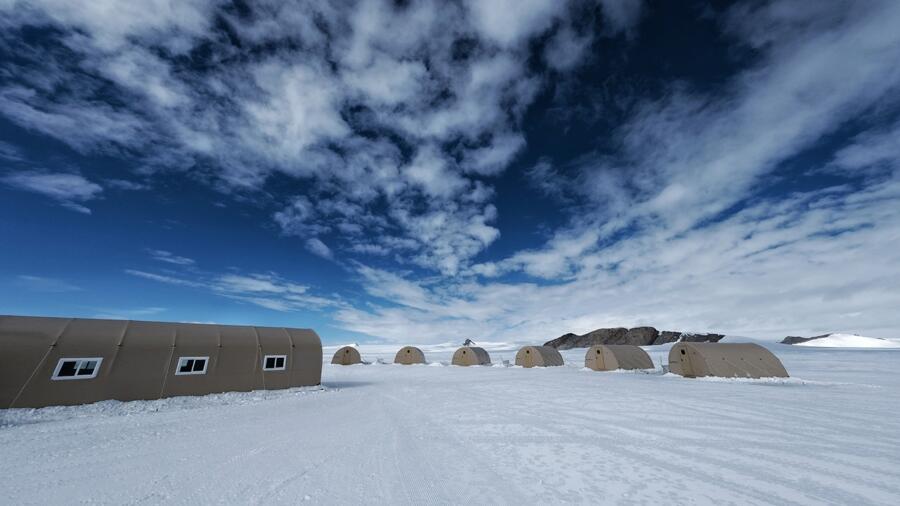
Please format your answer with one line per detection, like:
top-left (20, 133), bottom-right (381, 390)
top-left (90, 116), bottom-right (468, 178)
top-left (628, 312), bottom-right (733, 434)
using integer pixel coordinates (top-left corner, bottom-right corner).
top-left (584, 345), bottom-right (654, 371)
top-left (669, 342), bottom-right (789, 379)
top-left (515, 346), bottom-right (564, 368)
top-left (394, 346), bottom-right (426, 365)
top-left (0, 315), bottom-right (323, 409)
top-left (451, 346), bottom-right (491, 366)
top-left (331, 346), bottom-right (363, 365)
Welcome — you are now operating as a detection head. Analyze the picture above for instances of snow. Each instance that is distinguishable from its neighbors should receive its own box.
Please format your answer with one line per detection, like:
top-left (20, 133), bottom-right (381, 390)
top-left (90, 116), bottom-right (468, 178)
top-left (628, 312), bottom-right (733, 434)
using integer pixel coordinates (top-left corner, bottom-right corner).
top-left (2, 342), bottom-right (900, 505)
top-left (793, 333), bottom-right (900, 348)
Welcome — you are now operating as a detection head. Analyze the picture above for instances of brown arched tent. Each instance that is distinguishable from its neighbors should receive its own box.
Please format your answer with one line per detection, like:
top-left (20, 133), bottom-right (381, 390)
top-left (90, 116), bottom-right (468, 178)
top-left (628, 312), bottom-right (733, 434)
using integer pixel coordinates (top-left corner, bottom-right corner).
top-left (0, 315), bottom-right (323, 409)
top-left (394, 346), bottom-right (426, 365)
top-left (584, 345), bottom-right (654, 371)
top-left (451, 346), bottom-right (491, 366)
top-left (331, 346), bottom-right (363, 365)
top-left (515, 346), bottom-right (564, 368)
top-left (669, 342), bottom-right (789, 378)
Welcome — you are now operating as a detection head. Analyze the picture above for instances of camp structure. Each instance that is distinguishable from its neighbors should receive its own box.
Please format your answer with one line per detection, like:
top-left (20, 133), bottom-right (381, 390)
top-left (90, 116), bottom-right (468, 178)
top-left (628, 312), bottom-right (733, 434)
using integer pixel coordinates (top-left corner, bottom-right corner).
top-left (451, 346), bottom-right (491, 366)
top-left (515, 345), bottom-right (564, 368)
top-left (584, 345), bottom-right (654, 371)
top-left (394, 346), bottom-right (426, 365)
top-left (331, 346), bottom-right (363, 365)
top-left (668, 342), bottom-right (789, 379)
top-left (0, 315), bottom-right (323, 409)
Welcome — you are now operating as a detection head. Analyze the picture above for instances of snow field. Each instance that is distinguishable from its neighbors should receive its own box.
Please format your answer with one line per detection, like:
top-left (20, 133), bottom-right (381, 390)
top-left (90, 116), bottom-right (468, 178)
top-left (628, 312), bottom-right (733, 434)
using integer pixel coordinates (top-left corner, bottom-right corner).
top-left (1, 343), bottom-right (899, 505)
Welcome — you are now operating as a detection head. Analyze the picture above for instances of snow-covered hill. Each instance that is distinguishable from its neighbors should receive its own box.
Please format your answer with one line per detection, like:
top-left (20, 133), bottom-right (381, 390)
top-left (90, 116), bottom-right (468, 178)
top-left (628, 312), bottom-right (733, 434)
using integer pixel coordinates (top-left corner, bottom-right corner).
top-left (2, 344), bottom-right (899, 504)
top-left (792, 333), bottom-right (900, 348)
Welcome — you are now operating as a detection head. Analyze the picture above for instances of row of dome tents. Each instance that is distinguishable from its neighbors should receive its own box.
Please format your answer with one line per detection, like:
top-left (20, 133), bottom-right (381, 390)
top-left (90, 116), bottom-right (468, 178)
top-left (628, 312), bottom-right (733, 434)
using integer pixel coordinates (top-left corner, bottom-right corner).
top-left (331, 342), bottom-right (789, 378)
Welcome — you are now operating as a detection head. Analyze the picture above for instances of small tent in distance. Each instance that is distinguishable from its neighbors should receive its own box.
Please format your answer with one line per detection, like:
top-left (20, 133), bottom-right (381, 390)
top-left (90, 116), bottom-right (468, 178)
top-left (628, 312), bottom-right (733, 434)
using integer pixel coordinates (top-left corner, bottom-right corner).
top-left (669, 342), bottom-right (789, 378)
top-left (585, 345), bottom-right (653, 371)
top-left (331, 346), bottom-right (363, 365)
top-left (515, 346), bottom-right (564, 368)
top-left (394, 346), bottom-right (426, 365)
top-left (452, 346), bottom-right (491, 366)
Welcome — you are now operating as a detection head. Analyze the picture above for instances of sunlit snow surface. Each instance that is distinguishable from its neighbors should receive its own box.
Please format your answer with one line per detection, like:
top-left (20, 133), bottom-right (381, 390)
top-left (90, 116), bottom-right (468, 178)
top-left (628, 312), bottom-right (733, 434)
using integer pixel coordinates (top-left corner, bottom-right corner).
top-left (2, 340), bottom-right (899, 505)
top-left (793, 333), bottom-right (900, 348)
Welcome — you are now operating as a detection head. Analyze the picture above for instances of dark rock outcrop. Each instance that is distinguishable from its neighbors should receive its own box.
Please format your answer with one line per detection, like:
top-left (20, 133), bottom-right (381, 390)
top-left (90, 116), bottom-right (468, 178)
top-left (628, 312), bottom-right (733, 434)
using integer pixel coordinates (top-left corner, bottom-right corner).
top-left (781, 334), bottom-right (829, 345)
top-left (679, 333), bottom-right (725, 343)
top-left (545, 327), bottom-right (725, 349)
top-left (652, 331), bottom-right (682, 345)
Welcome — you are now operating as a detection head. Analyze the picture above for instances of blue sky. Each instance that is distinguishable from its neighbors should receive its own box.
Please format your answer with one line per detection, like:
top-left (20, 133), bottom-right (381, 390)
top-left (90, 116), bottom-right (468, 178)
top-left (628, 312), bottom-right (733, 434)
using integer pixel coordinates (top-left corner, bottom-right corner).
top-left (2, 0), bottom-right (899, 343)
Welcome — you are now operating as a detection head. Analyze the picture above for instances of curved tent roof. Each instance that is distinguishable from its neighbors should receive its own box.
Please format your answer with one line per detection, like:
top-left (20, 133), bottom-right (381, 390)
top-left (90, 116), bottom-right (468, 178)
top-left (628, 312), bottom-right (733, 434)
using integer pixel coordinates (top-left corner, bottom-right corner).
top-left (451, 346), bottom-right (491, 366)
top-left (669, 342), bottom-right (789, 378)
top-left (515, 346), bottom-right (564, 368)
top-left (331, 346), bottom-right (363, 365)
top-left (584, 345), bottom-right (654, 371)
top-left (394, 346), bottom-right (426, 365)
top-left (0, 315), bottom-right (322, 409)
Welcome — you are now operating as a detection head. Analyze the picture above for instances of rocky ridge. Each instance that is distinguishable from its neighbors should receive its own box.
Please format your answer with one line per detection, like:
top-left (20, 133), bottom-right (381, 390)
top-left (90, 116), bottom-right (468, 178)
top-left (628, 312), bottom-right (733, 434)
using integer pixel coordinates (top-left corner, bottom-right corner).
top-left (544, 327), bottom-right (725, 350)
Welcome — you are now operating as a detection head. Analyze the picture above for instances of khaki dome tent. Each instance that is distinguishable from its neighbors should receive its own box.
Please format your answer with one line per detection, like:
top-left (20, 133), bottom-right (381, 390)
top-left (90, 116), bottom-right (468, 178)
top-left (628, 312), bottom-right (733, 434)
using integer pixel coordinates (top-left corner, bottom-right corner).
top-left (584, 345), bottom-right (654, 371)
top-left (515, 346), bottom-right (564, 368)
top-left (0, 315), bottom-right (323, 409)
top-left (331, 346), bottom-right (363, 365)
top-left (394, 346), bottom-right (426, 365)
top-left (451, 346), bottom-right (491, 366)
top-left (669, 342), bottom-right (789, 379)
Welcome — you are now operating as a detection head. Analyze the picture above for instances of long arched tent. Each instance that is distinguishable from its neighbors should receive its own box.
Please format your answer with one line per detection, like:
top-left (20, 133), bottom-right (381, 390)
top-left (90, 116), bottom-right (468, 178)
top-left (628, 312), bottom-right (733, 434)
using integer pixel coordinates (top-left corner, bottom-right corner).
top-left (669, 342), bottom-right (789, 378)
top-left (584, 345), bottom-right (654, 371)
top-left (331, 346), bottom-right (363, 365)
top-left (451, 346), bottom-right (491, 366)
top-left (0, 315), bottom-right (323, 409)
top-left (515, 346), bottom-right (564, 368)
top-left (394, 346), bottom-right (426, 365)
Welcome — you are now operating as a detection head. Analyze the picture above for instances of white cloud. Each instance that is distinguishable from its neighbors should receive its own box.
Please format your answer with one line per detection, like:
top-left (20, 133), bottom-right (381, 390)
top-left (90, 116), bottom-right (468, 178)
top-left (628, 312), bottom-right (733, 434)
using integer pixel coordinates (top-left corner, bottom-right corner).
top-left (125, 268), bottom-right (340, 312)
top-left (305, 238), bottom-right (333, 259)
top-left (1, 170), bottom-right (103, 213)
top-left (148, 249), bottom-right (195, 266)
top-left (0, 0), bottom-right (594, 272)
top-left (15, 275), bottom-right (81, 292)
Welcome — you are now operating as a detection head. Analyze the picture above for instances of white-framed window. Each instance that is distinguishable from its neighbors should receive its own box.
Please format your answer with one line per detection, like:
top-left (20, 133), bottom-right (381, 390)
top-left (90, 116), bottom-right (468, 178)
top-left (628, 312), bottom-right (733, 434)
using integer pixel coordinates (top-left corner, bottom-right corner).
top-left (175, 356), bottom-right (209, 376)
top-left (51, 357), bottom-right (103, 380)
top-left (262, 355), bottom-right (287, 371)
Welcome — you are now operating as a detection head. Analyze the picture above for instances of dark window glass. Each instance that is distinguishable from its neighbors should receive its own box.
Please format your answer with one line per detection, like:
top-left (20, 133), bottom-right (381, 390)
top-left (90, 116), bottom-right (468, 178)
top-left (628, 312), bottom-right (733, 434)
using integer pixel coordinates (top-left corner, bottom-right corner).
top-left (57, 361), bottom-right (78, 377)
top-left (192, 359), bottom-right (206, 372)
top-left (77, 361), bottom-right (97, 376)
top-left (276, 357), bottom-right (285, 368)
top-left (266, 357), bottom-right (276, 369)
top-left (180, 360), bottom-right (194, 373)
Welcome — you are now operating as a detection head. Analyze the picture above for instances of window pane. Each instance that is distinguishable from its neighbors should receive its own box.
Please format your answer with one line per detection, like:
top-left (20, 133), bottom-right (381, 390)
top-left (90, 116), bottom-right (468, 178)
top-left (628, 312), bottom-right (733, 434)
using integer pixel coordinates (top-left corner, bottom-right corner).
top-left (276, 357), bottom-right (285, 368)
top-left (193, 359), bottom-right (206, 372)
top-left (265, 357), bottom-right (276, 369)
top-left (179, 360), bottom-right (193, 373)
top-left (57, 361), bottom-right (78, 377)
top-left (77, 361), bottom-right (97, 376)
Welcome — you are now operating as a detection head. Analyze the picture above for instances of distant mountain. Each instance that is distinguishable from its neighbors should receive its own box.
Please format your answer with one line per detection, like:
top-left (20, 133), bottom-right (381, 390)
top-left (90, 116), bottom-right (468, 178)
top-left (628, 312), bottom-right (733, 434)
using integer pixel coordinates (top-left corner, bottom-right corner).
top-left (543, 327), bottom-right (724, 349)
top-left (781, 333), bottom-right (900, 348)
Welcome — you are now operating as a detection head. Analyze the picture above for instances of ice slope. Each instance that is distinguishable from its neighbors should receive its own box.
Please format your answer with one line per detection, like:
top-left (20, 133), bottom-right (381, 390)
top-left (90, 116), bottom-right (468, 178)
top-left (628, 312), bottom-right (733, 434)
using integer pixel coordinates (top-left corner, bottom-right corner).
top-left (2, 343), bottom-right (899, 505)
top-left (793, 333), bottom-right (900, 348)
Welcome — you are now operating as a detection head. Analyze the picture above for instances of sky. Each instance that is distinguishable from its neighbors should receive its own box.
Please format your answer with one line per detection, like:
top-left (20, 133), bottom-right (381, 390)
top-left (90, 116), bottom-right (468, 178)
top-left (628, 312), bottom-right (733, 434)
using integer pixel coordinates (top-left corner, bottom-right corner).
top-left (1, 0), bottom-right (899, 344)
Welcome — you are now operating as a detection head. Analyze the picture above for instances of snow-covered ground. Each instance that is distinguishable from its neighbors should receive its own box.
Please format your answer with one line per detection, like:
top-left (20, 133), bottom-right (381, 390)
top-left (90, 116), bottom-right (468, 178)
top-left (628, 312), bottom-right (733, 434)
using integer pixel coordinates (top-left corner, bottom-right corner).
top-left (2, 341), bottom-right (900, 505)
top-left (793, 333), bottom-right (900, 348)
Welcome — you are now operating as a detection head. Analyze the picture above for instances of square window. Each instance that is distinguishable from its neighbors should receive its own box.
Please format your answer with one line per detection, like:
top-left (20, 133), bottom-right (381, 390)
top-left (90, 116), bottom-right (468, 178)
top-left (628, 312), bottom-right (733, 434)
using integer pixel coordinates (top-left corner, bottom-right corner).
top-left (263, 355), bottom-right (286, 371)
top-left (175, 357), bottom-right (208, 375)
top-left (57, 360), bottom-right (78, 377)
top-left (52, 358), bottom-right (102, 380)
top-left (77, 361), bottom-right (97, 376)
